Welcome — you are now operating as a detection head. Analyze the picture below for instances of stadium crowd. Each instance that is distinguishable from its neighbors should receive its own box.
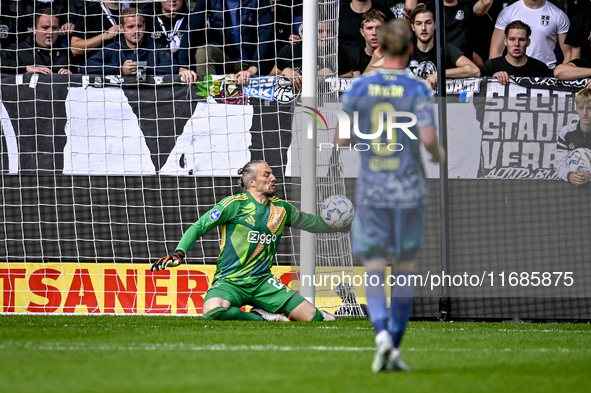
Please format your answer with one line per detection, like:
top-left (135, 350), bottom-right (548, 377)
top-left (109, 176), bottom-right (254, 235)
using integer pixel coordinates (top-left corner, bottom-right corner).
top-left (0, 0), bottom-right (590, 86)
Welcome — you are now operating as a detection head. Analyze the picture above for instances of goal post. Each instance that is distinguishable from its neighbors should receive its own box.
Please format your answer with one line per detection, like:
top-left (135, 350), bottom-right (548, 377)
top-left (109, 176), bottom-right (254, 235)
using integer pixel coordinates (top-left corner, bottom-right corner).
top-left (296, 0), bottom-right (364, 316)
top-left (299, 0), bottom-right (319, 305)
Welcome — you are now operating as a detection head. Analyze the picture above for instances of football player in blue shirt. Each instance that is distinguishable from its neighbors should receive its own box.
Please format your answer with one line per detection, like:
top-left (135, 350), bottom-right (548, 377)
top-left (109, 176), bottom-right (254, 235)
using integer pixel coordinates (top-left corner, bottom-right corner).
top-left (337, 19), bottom-right (445, 372)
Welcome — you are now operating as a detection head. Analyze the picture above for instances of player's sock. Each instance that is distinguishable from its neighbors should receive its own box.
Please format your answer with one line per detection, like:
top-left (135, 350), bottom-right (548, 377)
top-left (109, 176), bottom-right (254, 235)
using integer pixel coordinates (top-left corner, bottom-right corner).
top-left (389, 272), bottom-right (415, 348)
top-left (365, 270), bottom-right (387, 334)
top-left (204, 306), bottom-right (264, 321)
top-left (311, 309), bottom-right (325, 321)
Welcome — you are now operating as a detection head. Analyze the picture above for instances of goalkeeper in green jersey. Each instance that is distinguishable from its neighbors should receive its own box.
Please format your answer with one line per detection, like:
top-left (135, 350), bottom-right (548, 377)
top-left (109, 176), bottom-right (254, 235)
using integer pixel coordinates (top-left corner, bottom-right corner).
top-left (151, 160), bottom-right (339, 321)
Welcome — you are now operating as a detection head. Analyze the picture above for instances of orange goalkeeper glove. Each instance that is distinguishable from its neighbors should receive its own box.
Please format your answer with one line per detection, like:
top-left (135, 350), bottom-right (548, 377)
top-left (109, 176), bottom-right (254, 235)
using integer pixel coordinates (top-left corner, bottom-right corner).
top-left (151, 250), bottom-right (185, 271)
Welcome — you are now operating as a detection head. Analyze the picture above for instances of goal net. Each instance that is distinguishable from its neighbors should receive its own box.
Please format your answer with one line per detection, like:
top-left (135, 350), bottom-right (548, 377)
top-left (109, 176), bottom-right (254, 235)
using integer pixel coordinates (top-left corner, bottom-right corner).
top-left (0, 0), bottom-right (363, 316)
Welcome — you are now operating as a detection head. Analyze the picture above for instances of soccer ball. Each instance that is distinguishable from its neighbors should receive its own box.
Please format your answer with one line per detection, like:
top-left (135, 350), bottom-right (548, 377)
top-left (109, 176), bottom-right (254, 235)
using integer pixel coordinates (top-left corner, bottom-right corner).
top-left (567, 148), bottom-right (591, 172)
top-left (320, 195), bottom-right (355, 229)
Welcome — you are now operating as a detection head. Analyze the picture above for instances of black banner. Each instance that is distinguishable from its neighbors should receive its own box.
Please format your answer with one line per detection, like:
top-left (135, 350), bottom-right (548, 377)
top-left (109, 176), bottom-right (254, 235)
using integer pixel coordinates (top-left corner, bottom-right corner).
top-left (474, 77), bottom-right (586, 179)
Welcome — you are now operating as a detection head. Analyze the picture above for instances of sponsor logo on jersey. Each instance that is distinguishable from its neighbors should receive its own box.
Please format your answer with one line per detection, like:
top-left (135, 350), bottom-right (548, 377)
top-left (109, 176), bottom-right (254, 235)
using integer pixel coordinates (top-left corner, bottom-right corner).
top-left (210, 209), bottom-right (221, 220)
top-left (248, 231), bottom-right (278, 244)
top-left (246, 215), bottom-right (256, 225)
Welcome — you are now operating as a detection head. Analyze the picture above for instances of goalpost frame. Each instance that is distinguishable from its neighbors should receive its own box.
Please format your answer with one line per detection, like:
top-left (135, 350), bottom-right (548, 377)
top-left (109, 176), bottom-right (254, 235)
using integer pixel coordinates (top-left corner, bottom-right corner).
top-left (299, 0), bottom-right (319, 304)
top-left (434, 1), bottom-right (452, 320)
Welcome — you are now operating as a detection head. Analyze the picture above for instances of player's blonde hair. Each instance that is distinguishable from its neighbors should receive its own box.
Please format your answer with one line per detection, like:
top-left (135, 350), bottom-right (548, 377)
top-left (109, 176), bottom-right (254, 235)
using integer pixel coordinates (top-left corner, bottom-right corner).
top-left (377, 19), bottom-right (413, 58)
top-left (237, 160), bottom-right (267, 190)
top-left (575, 88), bottom-right (591, 109)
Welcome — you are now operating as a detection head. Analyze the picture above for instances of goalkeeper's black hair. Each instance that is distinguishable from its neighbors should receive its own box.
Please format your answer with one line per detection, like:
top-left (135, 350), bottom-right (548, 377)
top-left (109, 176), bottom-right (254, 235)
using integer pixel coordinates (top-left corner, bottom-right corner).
top-left (238, 160), bottom-right (267, 191)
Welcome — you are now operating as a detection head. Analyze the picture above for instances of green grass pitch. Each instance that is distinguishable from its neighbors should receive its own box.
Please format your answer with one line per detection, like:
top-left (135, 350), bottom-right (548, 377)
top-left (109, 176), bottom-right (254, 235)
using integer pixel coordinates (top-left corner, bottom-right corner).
top-left (1, 315), bottom-right (590, 393)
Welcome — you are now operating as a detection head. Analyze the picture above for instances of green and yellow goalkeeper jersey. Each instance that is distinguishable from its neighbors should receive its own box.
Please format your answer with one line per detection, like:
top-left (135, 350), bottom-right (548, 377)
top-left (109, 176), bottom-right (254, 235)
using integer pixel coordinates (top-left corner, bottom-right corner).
top-left (175, 192), bottom-right (334, 284)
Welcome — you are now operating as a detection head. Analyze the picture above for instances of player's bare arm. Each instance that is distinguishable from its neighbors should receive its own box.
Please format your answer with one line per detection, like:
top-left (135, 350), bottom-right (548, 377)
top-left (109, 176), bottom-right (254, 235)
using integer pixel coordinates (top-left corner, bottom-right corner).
top-left (419, 125), bottom-right (445, 163)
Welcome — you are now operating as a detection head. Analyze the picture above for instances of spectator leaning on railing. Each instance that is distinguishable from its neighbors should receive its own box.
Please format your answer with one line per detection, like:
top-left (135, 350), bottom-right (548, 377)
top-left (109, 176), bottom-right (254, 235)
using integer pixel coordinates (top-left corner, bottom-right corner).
top-left (480, 20), bottom-right (552, 85)
top-left (0, 7), bottom-right (75, 75)
top-left (85, 8), bottom-right (177, 77)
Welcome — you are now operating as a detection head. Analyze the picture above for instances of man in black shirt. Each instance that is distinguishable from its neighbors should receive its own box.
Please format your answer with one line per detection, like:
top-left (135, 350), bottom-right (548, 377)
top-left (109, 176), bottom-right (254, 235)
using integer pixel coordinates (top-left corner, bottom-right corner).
top-left (480, 20), bottom-right (553, 84)
top-left (349, 9), bottom-right (385, 75)
top-left (339, 0), bottom-right (394, 52)
top-left (406, 4), bottom-right (479, 87)
top-left (0, 7), bottom-right (74, 74)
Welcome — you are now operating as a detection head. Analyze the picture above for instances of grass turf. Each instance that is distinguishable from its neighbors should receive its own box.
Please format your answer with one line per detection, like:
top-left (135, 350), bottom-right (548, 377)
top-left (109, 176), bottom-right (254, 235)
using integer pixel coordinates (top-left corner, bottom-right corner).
top-left (0, 315), bottom-right (590, 393)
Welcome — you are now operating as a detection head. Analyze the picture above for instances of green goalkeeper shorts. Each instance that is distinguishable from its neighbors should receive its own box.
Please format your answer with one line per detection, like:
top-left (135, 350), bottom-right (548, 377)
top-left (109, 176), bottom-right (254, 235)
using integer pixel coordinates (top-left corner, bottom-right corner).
top-left (204, 274), bottom-right (305, 314)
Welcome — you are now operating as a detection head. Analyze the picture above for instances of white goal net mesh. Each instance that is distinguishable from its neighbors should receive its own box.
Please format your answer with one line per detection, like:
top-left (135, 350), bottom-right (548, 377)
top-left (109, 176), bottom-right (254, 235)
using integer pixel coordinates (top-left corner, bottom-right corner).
top-left (0, 0), bottom-right (363, 316)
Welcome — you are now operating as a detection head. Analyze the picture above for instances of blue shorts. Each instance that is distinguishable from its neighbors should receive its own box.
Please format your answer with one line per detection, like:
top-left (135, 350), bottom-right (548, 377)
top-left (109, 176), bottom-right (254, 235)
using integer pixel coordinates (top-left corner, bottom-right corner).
top-left (352, 205), bottom-right (426, 261)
